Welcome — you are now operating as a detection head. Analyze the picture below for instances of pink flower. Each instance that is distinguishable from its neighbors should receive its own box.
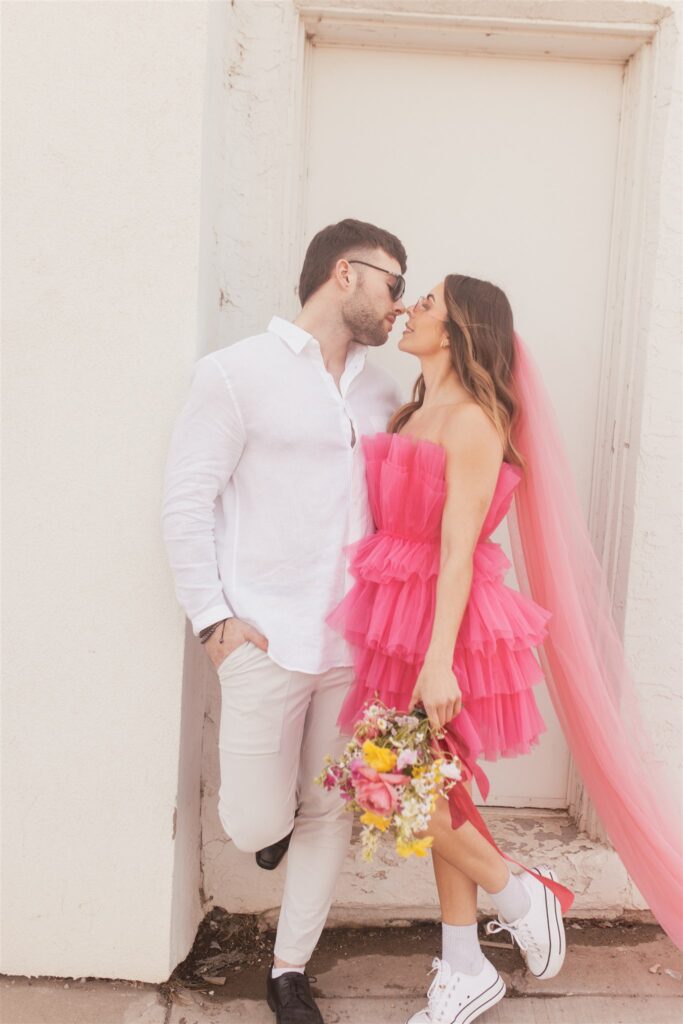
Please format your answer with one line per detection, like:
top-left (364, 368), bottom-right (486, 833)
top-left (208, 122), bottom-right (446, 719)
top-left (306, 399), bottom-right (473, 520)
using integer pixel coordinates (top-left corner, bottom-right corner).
top-left (350, 759), bottom-right (409, 816)
top-left (396, 749), bottom-right (418, 771)
top-left (358, 721), bottom-right (381, 740)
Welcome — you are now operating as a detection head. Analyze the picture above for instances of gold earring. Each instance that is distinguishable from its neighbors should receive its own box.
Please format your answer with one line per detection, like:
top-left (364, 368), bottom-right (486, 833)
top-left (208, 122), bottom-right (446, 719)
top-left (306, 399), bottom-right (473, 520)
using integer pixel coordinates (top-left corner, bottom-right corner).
top-left (440, 338), bottom-right (449, 349)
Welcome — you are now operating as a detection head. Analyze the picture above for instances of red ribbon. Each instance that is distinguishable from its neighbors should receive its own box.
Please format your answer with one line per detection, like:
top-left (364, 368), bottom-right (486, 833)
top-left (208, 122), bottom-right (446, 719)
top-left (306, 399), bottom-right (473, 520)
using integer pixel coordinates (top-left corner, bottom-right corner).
top-left (434, 732), bottom-right (575, 914)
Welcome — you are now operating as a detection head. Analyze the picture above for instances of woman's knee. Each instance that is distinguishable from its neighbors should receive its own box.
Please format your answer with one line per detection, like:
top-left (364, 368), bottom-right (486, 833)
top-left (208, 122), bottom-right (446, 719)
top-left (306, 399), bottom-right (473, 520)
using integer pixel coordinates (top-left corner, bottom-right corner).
top-left (416, 795), bottom-right (454, 842)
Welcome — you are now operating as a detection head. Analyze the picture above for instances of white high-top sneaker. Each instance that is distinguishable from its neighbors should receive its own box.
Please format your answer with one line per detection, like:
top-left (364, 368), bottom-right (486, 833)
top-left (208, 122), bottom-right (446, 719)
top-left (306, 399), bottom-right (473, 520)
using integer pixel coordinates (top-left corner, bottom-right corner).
top-left (485, 864), bottom-right (566, 979)
top-left (406, 957), bottom-right (506, 1024)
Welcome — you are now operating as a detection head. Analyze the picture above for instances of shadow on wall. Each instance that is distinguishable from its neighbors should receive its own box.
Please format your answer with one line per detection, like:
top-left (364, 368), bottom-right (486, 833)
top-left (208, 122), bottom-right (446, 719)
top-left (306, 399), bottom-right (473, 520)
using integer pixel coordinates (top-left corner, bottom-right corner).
top-left (169, 620), bottom-right (207, 971)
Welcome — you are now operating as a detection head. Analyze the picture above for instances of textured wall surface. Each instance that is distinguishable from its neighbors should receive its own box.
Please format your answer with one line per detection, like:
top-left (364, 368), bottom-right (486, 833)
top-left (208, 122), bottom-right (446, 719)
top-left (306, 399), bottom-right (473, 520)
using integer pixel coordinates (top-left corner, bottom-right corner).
top-left (2, 0), bottom-right (209, 981)
top-left (621, 7), bottom-right (682, 784)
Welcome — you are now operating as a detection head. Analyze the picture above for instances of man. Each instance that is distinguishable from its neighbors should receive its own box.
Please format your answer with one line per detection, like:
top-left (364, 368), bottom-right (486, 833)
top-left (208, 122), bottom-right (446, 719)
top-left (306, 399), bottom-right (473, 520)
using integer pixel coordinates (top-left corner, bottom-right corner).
top-left (162, 219), bottom-right (406, 1023)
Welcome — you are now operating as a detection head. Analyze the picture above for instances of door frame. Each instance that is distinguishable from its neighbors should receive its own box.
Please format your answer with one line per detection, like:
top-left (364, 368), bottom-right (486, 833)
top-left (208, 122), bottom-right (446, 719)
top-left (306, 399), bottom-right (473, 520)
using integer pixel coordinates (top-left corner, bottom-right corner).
top-left (220, 0), bottom-right (677, 840)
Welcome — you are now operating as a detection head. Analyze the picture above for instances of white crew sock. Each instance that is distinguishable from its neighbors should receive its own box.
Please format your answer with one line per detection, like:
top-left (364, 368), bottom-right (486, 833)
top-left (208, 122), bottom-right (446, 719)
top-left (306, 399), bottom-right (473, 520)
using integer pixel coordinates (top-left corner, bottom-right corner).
top-left (441, 922), bottom-right (485, 976)
top-left (489, 870), bottom-right (531, 923)
top-left (271, 965), bottom-right (306, 979)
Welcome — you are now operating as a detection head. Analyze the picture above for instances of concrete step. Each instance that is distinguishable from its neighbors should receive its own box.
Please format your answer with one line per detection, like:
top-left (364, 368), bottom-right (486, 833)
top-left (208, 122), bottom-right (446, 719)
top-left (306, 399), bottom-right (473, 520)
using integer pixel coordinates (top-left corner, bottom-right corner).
top-left (217, 810), bottom-right (648, 927)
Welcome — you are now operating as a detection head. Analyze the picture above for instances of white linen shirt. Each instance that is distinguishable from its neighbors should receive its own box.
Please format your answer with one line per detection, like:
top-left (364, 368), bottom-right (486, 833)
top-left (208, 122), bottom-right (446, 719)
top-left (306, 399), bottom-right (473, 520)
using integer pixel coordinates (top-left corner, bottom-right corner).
top-left (162, 316), bottom-right (403, 674)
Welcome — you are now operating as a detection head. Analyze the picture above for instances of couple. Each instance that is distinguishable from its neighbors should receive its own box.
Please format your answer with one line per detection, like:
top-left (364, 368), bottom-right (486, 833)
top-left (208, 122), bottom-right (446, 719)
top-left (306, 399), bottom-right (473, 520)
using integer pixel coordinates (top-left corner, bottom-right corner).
top-left (162, 218), bottom-right (682, 1024)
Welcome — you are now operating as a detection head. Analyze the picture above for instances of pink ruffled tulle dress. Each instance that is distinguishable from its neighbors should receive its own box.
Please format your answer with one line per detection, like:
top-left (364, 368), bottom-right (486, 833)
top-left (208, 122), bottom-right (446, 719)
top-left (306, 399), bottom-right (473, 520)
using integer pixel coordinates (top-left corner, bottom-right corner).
top-left (328, 432), bottom-right (551, 770)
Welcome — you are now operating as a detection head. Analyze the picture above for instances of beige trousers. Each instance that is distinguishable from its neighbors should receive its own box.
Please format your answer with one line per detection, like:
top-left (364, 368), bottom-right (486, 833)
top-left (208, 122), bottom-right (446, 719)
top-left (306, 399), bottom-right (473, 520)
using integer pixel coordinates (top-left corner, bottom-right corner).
top-left (216, 641), bottom-right (353, 965)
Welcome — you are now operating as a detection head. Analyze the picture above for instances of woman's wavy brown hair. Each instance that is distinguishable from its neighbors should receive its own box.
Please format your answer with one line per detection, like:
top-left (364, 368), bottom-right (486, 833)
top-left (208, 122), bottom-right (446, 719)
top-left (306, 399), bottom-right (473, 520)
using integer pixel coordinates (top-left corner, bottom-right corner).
top-left (389, 274), bottom-right (524, 466)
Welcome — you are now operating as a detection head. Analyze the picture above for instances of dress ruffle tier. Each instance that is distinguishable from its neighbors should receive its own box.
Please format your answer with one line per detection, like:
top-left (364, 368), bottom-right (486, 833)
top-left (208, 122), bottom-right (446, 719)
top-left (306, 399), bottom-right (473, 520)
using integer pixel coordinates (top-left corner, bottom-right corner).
top-left (328, 432), bottom-right (550, 763)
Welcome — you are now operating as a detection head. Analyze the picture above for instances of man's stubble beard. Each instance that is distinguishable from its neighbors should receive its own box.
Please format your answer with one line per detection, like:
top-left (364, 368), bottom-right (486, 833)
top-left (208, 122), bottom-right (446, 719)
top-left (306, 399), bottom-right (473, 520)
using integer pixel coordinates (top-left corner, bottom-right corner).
top-left (341, 295), bottom-right (388, 348)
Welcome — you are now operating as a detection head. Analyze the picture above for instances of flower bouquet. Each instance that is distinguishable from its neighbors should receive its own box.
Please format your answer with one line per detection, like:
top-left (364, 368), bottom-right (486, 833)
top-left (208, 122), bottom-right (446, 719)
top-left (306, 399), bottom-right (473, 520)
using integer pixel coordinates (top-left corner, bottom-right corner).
top-left (316, 701), bottom-right (462, 861)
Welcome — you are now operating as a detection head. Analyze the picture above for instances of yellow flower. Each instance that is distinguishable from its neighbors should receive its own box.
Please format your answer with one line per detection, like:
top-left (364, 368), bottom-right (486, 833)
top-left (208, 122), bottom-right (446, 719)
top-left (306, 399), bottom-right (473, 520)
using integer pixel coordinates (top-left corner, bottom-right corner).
top-left (396, 836), bottom-right (434, 858)
top-left (362, 740), bottom-right (397, 773)
top-left (360, 811), bottom-right (391, 831)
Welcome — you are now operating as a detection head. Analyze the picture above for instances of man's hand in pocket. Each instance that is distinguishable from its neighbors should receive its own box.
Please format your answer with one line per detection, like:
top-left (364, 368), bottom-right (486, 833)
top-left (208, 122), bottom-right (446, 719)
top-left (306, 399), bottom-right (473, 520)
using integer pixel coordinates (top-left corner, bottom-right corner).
top-left (204, 618), bottom-right (269, 670)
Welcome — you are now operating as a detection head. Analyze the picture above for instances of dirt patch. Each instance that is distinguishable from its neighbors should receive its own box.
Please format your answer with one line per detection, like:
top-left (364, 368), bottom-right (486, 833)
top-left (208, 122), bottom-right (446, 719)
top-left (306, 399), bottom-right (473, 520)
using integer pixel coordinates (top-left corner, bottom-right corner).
top-left (565, 919), bottom-right (661, 948)
top-left (167, 910), bottom-right (667, 1001)
top-left (170, 908), bottom-right (271, 990)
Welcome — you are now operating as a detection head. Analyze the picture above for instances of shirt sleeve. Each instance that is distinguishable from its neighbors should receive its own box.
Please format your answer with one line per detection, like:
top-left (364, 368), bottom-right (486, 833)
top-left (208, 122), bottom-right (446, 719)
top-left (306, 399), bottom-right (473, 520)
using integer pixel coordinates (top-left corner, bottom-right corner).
top-left (161, 354), bottom-right (245, 634)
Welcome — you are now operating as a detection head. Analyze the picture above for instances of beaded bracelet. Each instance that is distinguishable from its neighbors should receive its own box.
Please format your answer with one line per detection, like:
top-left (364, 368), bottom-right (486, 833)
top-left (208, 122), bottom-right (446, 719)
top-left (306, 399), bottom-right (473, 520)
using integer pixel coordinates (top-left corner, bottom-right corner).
top-left (198, 619), bottom-right (228, 645)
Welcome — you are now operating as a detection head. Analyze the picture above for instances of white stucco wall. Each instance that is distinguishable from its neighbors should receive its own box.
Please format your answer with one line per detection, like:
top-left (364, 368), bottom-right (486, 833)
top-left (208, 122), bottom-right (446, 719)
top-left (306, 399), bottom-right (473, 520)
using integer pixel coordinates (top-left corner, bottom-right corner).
top-left (2, 0), bottom-right (210, 982)
top-left (2, 0), bottom-right (680, 985)
top-left (621, 6), bottom-right (683, 786)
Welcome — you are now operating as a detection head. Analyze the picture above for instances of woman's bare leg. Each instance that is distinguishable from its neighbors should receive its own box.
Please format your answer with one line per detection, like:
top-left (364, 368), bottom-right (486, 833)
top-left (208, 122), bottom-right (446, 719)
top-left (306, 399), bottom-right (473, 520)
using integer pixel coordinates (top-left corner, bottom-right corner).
top-left (426, 797), bottom-right (510, 894)
top-left (432, 849), bottom-right (478, 924)
top-left (431, 782), bottom-right (478, 924)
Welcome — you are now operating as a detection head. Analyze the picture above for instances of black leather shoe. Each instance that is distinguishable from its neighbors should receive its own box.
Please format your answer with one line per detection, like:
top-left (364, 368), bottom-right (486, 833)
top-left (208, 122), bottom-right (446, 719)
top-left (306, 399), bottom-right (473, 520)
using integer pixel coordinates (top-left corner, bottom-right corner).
top-left (255, 828), bottom-right (294, 870)
top-left (266, 968), bottom-right (324, 1023)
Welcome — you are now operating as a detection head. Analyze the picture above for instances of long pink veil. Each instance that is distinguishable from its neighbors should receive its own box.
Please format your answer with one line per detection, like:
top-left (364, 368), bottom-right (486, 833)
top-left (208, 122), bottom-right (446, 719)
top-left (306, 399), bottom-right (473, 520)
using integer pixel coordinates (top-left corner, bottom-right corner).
top-left (509, 335), bottom-right (683, 949)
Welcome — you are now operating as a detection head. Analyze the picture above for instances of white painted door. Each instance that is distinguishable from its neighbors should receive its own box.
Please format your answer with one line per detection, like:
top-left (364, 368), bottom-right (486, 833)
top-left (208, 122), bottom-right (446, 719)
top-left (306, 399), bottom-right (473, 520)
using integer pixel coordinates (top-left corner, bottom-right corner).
top-left (304, 44), bottom-right (624, 807)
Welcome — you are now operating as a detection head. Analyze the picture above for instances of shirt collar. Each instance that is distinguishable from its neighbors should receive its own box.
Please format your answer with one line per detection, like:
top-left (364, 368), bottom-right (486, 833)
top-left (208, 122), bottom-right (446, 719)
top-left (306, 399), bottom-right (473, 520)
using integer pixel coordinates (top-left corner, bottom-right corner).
top-left (268, 315), bottom-right (369, 373)
top-left (268, 316), bottom-right (313, 355)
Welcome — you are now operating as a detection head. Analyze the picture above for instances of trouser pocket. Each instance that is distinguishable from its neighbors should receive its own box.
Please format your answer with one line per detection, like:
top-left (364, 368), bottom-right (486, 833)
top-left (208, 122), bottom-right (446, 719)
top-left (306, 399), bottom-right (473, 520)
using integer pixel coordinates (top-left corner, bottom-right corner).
top-left (216, 640), bottom-right (251, 673)
top-left (218, 644), bottom-right (291, 755)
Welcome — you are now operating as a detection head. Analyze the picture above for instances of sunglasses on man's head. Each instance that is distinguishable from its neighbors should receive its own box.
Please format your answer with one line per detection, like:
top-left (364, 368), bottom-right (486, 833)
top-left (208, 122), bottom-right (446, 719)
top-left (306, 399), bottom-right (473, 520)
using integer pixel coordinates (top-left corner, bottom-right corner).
top-left (348, 260), bottom-right (406, 302)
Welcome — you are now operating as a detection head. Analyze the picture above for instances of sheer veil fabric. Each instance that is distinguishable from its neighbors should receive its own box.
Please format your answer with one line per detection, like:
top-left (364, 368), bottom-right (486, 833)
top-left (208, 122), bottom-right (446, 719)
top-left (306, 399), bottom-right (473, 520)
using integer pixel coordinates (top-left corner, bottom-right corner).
top-left (509, 335), bottom-right (683, 949)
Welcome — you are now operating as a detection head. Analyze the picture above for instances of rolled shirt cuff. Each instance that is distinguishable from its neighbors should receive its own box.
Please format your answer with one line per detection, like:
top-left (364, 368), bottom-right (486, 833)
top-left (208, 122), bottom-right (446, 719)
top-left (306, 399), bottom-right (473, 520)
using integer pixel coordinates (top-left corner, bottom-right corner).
top-left (191, 602), bottom-right (234, 636)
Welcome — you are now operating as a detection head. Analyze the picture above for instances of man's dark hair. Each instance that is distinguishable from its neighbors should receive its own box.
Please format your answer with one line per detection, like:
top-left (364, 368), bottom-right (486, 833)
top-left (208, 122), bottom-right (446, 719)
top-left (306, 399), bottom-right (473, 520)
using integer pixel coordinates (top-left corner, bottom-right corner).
top-left (298, 218), bottom-right (407, 306)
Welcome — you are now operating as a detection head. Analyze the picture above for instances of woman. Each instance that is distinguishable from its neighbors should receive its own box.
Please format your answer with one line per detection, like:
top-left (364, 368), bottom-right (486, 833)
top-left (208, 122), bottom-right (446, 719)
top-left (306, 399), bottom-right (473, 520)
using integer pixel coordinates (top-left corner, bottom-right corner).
top-left (329, 275), bottom-right (682, 1023)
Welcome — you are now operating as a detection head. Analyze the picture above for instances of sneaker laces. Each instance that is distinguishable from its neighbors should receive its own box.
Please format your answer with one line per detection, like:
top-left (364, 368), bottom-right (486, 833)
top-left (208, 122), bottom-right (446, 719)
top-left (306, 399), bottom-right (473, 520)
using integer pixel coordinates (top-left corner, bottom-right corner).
top-left (486, 917), bottom-right (542, 960)
top-left (426, 958), bottom-right (462, 1024)
top-left (426, 957), bottom-right (445, 1003)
